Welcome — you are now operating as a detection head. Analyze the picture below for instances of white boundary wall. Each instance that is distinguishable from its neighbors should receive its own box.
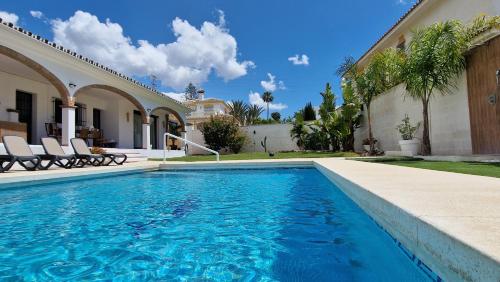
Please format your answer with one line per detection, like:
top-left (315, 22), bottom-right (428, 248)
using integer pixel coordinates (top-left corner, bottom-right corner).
top-left (186, 124), bottom-right (300, 155)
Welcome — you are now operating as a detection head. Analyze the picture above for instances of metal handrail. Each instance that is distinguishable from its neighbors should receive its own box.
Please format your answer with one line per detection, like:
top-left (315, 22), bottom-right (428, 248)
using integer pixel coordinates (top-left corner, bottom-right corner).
top-left (163, 132), bottom-right (219, 163)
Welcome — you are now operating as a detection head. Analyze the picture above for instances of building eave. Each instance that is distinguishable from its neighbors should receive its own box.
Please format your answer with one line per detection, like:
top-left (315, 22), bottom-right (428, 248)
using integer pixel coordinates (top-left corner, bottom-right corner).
top-left (356, 0), bottom-right (427, 67)
top-left (0, 17), bottom-right (188, 110)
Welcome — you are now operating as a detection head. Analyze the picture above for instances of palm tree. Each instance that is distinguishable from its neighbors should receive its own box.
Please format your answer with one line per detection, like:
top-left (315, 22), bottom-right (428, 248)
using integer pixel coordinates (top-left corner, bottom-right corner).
top-left (228, 100), bottom-right (248, 125)
top-left (246, 104), bottom-right (264, 125)
top-left (343, 49), bottom-right (403, 154)
top-left (262, 91), bottom-right (274, 120)
top-left (401, 20), bottom-right (468, 155)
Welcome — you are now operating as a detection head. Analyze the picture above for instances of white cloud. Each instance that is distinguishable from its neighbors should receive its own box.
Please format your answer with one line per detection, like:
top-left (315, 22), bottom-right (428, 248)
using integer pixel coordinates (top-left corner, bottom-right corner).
top-left (51, 10), bottom-right (254, 90)
top-left (288, 54), bottom-right (309, 66)
top-left (0, 11), bottom-right (19, 25)
top-left (162, 92), bottom-right (185, 102)
top-left (30, 10), bottom-right (44, 19)
top-left (260, 73), bottom-right (285, 92)
top-left (248, 91), bottom-right (287, 111)
top-left (216, 9), bottom-right (226, 28)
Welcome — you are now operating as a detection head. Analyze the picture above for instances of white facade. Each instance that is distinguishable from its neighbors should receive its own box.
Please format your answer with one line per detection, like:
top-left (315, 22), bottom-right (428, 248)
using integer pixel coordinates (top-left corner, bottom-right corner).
top-left (353, 0), bottom-right (500, 155)
top-left (0, 18), bottom-right (190, 150)
top-left (184, 98), bottom-right (230, 130)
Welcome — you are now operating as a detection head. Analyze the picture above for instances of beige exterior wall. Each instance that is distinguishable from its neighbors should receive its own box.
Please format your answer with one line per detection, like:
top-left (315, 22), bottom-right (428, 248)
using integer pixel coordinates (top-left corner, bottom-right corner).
top-left (354, 0), bottom-right (499, 155)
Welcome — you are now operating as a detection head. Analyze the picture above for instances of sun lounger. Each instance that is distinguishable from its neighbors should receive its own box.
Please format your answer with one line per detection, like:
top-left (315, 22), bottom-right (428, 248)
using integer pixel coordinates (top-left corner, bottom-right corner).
top-left (71, 138), bottom-right (127, 166)
top-left (2, 136), bottom-right (50, 171)
top-left (40, 137), bottom-right (76, 169)
top-left (0, 155), bottom-right (15, 172)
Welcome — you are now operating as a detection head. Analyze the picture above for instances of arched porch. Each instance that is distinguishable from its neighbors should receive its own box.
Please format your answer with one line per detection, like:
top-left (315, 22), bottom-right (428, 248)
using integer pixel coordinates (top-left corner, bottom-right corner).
top-left (149, 107), bottom-right (187, 150)
top-left (0, 45), bottom-right (70, 145)
top-left (72, 84), bottom-right (151, 149)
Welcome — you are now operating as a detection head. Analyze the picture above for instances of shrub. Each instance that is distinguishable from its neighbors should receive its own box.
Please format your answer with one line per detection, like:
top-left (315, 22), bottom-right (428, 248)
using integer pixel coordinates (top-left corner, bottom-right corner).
top-left (229, 133), bottom-right (246, 154)
top-left (200, 116), bottom-right (246, 153)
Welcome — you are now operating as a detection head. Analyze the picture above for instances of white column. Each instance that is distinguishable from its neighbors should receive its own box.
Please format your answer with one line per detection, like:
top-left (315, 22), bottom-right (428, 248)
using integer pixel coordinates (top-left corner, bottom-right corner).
top-left (181, 131), bottom-right (187, 153)
top-left (142, 123), bottom-right (151, 150)
top-left (61, 106), bottom-right (75, 146)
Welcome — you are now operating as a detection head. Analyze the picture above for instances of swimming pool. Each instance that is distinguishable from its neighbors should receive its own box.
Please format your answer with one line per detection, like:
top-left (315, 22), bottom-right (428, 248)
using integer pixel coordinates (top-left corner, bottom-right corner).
top-left (0, 167), bottom-right (432, 281)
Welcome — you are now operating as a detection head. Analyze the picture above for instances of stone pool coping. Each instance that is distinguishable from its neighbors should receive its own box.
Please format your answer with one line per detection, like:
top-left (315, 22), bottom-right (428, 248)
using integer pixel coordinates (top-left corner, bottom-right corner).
top-left (0, 158), bottom-right (499, 281)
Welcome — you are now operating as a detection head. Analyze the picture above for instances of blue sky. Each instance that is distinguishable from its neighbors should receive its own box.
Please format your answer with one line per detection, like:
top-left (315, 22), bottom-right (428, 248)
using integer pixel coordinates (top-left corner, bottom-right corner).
top-left (1, 0), bottom-right (416, 118)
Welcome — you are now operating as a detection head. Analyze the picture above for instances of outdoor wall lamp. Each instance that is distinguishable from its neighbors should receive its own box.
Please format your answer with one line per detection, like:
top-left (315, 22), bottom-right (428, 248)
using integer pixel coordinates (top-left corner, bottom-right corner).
top-left (68, 82), bottom-right (77, 89)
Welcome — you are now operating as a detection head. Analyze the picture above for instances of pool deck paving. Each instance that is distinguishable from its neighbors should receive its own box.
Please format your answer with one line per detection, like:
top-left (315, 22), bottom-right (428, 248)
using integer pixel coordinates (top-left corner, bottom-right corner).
top-left (0, 158), bottom-right (499, 281)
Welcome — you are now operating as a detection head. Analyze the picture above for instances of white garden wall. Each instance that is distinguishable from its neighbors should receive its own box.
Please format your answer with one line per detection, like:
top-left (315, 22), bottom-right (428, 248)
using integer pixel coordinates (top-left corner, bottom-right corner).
top-left (353, 72), bottom-right (473, 155)
top-left (186, 124), bottom-right (300, 155)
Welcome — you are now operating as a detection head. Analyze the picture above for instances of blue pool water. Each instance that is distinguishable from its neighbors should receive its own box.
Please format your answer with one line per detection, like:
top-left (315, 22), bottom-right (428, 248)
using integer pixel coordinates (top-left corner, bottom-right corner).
top-left (0, 168), bottom-right (431, 281)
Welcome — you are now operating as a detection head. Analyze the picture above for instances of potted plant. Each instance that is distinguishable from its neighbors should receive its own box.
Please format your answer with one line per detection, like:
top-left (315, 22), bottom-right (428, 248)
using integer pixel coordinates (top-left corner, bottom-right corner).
top-left (362, 138), bottom-right (377, 152)
top-left (396, 114), bottom-right (420, 156)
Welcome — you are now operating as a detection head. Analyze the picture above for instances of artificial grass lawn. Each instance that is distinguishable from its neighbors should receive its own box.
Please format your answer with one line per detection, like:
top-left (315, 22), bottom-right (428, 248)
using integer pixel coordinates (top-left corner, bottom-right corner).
top-left (356, 157), bottom-right (500, 178)
top-left (152, 151), bottom-right (359, 162)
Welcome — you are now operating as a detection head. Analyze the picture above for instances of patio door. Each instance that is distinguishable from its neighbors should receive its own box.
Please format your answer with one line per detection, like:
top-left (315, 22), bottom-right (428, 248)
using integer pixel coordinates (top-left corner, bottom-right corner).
top-left (150, 115), bottom-right (158, 149)
top-left (466, 35), bottom-right (500, 154)
top-left (16, 91), bottom-right (33, 144)
top-left (133, 110), bottom-right (142, 149)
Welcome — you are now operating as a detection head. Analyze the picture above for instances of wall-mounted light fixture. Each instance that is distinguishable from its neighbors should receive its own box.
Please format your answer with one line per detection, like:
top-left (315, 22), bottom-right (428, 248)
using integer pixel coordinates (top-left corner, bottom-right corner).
top-left (126, 112), bottom-right (130, 122)
top-left (68, 82), bottom-right (77, 89)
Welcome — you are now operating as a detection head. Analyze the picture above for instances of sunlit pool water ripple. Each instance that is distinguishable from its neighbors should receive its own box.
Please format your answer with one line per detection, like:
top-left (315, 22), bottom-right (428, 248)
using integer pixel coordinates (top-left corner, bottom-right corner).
top-left (0, 168), bottom-right (430, 281)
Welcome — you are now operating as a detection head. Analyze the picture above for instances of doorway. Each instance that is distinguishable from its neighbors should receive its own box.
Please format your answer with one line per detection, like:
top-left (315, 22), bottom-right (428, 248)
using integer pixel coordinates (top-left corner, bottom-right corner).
top-left (93, 108), bottom-right (101, 130)
top-left (16, 91), bottom-right (33, 144)
top-left (150, 115), bottom-right (158, 149)
top-left (133, 110), bottom-right (143, 149)
top-left (466, 35), bottom-right (500, 154)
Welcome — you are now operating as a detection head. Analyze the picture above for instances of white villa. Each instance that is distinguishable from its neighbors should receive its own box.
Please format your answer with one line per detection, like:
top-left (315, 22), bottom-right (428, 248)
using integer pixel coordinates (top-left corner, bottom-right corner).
top-left (0, 17), bottom-right (191, 156)
top-left (353, 0), bottom-right (500, 156)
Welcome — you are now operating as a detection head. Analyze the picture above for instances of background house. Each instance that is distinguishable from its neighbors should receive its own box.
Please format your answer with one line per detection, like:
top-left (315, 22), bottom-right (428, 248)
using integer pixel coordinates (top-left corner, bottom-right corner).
top-left (184, 89), bottom-right (230, 130)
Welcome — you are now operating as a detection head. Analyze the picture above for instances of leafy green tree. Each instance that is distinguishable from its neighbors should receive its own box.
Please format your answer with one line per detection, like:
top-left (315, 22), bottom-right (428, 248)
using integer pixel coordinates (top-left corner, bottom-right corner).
top-left (400, 16), bottom-right (499, 155)
top-left (314, 83), bottom-right (346, 151)
top-left (200, 116), bottom-right (245, 153)
top-left (271, 112), bottom-right (281, 121)
top-left (184, 82), bottom-right (198, 100)
top-left (228, 100), bottom-right (248, 125)
top-left (246, 104), bottom-right (264, 125)
top-left (302, 102), bottom-right (317, 121)
top-left (262, 91), bottom-right (274, 120)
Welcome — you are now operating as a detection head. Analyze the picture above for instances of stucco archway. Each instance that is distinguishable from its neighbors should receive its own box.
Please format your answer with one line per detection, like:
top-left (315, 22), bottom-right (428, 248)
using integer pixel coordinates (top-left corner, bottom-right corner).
top-left (151, 106), bottom-right (186, 131)
top-left (0, 45), bottom-right (70, 105)
top-left (73, 84), bottom-right (148, 123)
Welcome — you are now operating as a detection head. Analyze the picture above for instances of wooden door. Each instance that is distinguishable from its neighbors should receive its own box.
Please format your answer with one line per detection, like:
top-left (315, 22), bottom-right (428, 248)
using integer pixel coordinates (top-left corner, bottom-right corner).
top-left (466, 35), bottom-right (500, 154)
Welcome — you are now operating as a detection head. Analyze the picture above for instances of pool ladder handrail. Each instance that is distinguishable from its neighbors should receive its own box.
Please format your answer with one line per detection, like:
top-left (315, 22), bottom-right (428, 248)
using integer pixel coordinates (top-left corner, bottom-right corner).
top-left (163, 132), bottom-right (220, 163)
